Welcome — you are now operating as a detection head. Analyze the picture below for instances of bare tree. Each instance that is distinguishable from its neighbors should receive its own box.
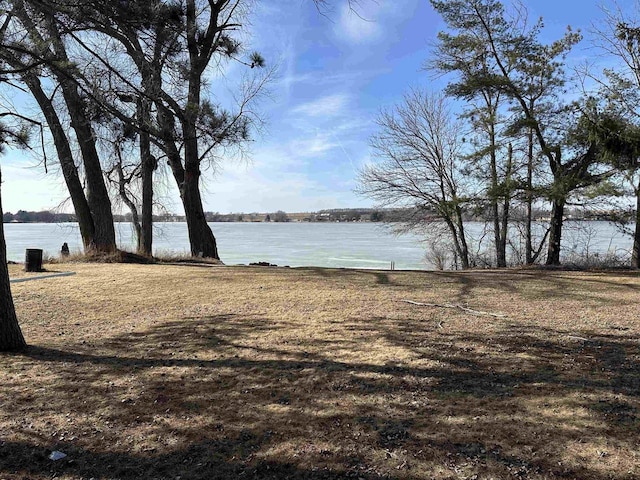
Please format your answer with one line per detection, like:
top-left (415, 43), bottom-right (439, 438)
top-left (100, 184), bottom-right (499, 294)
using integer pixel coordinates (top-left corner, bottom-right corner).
top-left (357, 90), bottom-right (473, 269)
top-left (3, 0), bottom-right (118, 253)
top-left (48, 0), bottom-right (270, 260)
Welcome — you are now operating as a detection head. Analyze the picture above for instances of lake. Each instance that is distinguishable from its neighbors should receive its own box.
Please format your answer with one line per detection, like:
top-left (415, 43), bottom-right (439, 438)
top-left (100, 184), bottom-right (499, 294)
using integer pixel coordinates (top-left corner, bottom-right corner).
top-left (3, 221), bottom-right (634, 269)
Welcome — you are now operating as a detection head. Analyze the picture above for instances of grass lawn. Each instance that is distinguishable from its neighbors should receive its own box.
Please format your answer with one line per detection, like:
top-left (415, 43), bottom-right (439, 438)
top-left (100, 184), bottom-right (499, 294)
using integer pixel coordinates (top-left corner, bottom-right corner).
top-left (0, 263), bottom-right (638, 479)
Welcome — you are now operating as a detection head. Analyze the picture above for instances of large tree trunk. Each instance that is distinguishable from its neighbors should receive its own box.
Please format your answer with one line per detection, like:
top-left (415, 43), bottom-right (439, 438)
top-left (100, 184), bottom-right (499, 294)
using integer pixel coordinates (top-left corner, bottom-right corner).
top-left (181, 132), bottom-right (218, 258)
top-left (22, 74), bottom-right (95, 249)
top-left (0, 171), bottom-right (26, 352)
top-left (58, 79), bottom-right (116, 253)
top-left (139, 98), bottom-right (154, 256)
top-left (13, 0), bottom-right (114, 252)
top-left (180, 12), bottom-right (220, 260)
top-left (182, 166), bottom-right (218, 258)
top-left (43, 15), bottom-right (116, 253)
top-left (157, 104), bottom-right (218, 258)
top-left (546, 198), bottom-right (565, 266)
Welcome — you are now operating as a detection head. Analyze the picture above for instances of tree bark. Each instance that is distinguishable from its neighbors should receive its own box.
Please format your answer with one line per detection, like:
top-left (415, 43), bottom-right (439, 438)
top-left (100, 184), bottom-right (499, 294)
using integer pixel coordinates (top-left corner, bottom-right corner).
top-left (58, 80), bottom-right (116, 253)
top-left (179, 0), bottom-right (220, 259)
top-left (12, 0), bottom-right (115, 252)
top-left (455, 206), bottom-right (470, 269)
top-left (632, 182), bottom-right (640, 269)
top-left (43, 14), bottom-right (116, 253)
top-left (180, 124), bottom-right (219, 258)
top-left (22, 73), bottom-right (96, 250)
top-left (526, 127), bottom-right (534, 264)
top-left (114, 157), bottom-right (143, 252)
top-left (546, 198), bottom-right (565, 265)
top-left (443, 202), bottom-right (470, 270)
top-left (489, 122), bottom-right (506, 267)
top-left (182, 167), bottom-right (218, 258)
top-left (0, 46), bottom-right (96, 250)
top-left (498, 143), bottom-right (513, 267)
top-left (138, 98), bottom-right (154, 256)
top-left (0, 170), bottom-right (26, 352)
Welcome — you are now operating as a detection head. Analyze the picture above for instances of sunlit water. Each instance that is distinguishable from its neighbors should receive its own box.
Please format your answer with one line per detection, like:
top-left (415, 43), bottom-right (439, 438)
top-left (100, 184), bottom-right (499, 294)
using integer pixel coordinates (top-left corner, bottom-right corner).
top-left (3, 221), bottom-right (634, 270)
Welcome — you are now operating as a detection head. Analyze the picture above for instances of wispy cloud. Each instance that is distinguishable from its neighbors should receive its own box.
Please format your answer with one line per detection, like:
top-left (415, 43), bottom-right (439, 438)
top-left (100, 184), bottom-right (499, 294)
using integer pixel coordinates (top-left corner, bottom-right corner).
top-left (290, 135), bottom-right (340, 157)
top-left (289, 93), bottom-right (350, 119)
top-left (333, 1), bottom-right (422, 46)
top-left (335, 4), bottom-right (383, 44)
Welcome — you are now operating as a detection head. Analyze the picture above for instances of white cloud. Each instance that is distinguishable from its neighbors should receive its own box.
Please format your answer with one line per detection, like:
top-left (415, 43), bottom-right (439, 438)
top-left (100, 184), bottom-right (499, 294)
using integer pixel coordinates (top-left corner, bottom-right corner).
top-left (289, 135), bottom-right (340, 157)
top-left (290, 93), bottom-right (350, 119)
top-left (333, 1), bottom-right (422, 46)
top-left (336, 3), bottom-right (383, 44)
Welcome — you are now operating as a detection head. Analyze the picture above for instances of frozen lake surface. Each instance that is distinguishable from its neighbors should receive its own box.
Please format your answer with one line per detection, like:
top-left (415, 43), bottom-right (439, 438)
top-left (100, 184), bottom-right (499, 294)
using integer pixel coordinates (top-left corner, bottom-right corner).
top-left (3, 221), bottom-right (633, 270)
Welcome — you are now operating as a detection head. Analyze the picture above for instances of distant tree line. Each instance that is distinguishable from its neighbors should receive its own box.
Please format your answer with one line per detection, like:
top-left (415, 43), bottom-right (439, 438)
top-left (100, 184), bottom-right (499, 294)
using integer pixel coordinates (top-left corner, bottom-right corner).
top-left (4, 206), bottom-right (619, 225)
top-left (3, 210), bottom-right (75, 223)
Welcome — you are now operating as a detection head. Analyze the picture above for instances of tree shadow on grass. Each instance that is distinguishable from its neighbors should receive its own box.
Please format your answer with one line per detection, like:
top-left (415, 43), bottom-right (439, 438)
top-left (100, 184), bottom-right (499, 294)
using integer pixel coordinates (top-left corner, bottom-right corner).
top-left (431, 270), bottom-right (638, 306)
top-left (0, 437), bottom-right (408, 480)
top-left (297, 267), bottom-right (399, 287)
top-left (3, 311), bottom-right (639, 479)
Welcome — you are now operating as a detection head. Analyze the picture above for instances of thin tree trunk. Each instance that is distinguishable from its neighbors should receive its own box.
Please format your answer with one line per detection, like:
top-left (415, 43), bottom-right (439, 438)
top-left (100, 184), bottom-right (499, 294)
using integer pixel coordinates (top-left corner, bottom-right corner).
top-left (0, 170), bottom-right (26, 352)
top-left (546, 198), bottom-right (565, 266)
top-left (114, 156), bottom-right (143, 253)
top-left (456, 211), bottom-right (470, 269)
top-left (489, 123), bottom-right (506, 267)
top-left (499, 143), bottom-right (513, 267)
top-left (632, 182), bottom-right (640, 269)
top-left (526, 127), bottom-right (534, 264)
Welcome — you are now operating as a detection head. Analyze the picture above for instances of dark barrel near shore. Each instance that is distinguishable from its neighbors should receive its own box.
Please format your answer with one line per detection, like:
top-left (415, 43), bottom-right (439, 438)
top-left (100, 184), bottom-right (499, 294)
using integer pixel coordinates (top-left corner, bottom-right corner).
top-left (25, 248), bottom-right (43, 272)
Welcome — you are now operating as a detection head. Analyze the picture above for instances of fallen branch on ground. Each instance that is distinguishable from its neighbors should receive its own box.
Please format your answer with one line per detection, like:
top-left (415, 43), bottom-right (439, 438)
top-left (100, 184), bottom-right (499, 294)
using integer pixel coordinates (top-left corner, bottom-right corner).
top-left (401, 300), bottom-right (506, 318)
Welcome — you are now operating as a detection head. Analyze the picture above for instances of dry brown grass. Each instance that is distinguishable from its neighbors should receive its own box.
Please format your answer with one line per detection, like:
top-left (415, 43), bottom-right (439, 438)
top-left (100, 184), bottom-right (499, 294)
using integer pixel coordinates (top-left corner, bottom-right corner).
top-left (1, 263), bottom-right (639, 479)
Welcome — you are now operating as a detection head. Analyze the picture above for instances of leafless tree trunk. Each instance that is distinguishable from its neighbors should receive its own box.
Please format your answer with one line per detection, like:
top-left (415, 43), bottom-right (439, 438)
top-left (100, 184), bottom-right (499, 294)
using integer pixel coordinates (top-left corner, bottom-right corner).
top-left (10, 0), bottom-right (117, 252)
top-left (21, 72), bottom-right (96, 250)
top-left (0, 169), bottom-right (26, 352)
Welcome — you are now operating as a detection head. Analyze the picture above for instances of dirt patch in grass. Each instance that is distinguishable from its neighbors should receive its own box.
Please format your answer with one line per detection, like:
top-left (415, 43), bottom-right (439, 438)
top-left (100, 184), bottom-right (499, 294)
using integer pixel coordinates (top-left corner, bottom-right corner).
top-left (0, 264), bottom-right (638, 479)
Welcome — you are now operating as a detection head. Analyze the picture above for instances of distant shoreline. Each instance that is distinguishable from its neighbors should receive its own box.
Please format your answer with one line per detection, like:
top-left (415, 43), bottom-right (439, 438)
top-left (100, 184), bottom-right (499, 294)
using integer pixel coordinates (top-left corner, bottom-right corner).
top-left (2, 217), bottom-right (624, 224)
top-left (3, 206), bottom-right (625, 225)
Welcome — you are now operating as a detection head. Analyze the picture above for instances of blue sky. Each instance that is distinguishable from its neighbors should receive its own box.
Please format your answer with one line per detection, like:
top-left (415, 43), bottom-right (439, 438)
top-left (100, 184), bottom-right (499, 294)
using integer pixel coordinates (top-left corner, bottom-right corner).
top-left (0, 0), bottom-right (633, 214)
